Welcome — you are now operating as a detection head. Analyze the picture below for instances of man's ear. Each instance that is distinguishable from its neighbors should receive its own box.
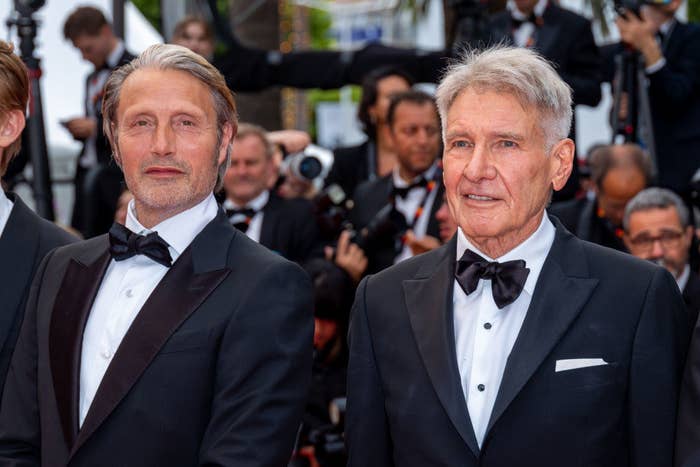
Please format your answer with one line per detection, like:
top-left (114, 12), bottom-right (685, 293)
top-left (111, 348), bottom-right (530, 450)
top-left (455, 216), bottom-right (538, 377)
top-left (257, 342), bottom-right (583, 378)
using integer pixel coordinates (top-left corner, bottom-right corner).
top-left (218, 122), bottom-right (235, 166)
top-left (550, 138), bottom-right (575, 192)
top-left (0, 110), bottom-right (25, 151)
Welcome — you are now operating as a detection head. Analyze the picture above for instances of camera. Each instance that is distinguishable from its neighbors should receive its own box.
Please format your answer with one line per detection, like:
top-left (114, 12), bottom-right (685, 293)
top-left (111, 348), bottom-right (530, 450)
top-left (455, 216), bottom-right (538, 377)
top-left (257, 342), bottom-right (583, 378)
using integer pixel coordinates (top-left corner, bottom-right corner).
top-left (289, 398), bottom-right (347, 467)
top-left (282, 144), bottom-right (334, 182)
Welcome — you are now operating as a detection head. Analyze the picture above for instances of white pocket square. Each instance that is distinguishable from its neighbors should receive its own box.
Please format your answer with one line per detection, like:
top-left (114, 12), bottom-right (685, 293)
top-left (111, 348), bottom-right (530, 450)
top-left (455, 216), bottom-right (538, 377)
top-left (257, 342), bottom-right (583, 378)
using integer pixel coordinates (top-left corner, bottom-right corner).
top-left (555, 358), bottom-right (608, 372)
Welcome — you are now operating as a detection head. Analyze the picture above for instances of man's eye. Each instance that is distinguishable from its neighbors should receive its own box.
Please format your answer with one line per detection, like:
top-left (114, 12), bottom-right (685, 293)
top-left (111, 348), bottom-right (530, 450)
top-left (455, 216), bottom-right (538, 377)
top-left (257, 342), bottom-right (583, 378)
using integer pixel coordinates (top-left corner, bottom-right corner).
top-left (452, 140), bottom-right (468, 148)
top-left (500, 140), bottom-right (517, 148)
top-left (134, 120), bottom-right (149, 127)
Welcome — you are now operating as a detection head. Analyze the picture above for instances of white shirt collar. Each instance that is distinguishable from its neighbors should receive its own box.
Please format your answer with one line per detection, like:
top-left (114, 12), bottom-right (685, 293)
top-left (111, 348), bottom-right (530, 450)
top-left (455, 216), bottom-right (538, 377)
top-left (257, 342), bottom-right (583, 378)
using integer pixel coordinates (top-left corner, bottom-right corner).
top-left (508, 0), bottom-right (548, 19)
top-left (126, 193), bottom-right (218, 259)
top-left (677, 263), bottom-right (690, 292)
top-left (223, 190), bottom-right (270, 212)
top-left (0, 191), bottom-right (14, 238)
top-left (106, 40), bottom-right (125, 69)
top-left (392, 162), bottom-right (439, 188)
top-left (456, 212), bottom-right (556, 296)
top-left (659, 18), bottom-right (675, 36)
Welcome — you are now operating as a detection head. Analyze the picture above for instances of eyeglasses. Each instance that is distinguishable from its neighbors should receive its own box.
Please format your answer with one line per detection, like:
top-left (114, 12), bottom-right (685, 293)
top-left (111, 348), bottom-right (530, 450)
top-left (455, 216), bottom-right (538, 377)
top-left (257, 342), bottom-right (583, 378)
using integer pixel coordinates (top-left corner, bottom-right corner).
top-left (628, 230), bottom-right (684, 252)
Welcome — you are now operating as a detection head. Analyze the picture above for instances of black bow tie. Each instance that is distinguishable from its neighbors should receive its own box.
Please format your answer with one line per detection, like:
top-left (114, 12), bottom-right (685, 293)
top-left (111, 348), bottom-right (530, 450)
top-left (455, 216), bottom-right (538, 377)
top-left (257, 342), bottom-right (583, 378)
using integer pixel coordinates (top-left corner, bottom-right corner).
top-left (226, 207), bottom-right (256, 219)
top-left (392, 178), bottom-right (428, 199)
top-left (108, 222), bottom-right (173, 267)
top-left (455, 249), bottom-right (530, 309)
top-left (511, 13), bottom-right (540, 28)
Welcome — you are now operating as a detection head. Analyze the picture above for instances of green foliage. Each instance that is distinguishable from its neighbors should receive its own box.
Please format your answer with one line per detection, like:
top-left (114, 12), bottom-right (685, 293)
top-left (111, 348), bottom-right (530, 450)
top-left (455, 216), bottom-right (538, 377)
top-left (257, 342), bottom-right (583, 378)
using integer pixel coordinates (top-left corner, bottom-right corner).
top-left (130, 0), bottom-right (161, 32)
top-left (689, 0), bottom-right (700, 22)
top-left (309, 8), bottom-right (335, 49)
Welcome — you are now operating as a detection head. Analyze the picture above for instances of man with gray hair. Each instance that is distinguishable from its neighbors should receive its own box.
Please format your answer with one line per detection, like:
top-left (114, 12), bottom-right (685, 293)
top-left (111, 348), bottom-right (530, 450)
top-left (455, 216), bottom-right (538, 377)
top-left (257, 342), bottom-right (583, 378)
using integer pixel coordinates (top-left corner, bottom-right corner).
top-left (0, 44), bottom-right (313, 466)
top-left (623, 187), bottom-right (700, 327)
top-left (346, 46), bottom-right (688, 467)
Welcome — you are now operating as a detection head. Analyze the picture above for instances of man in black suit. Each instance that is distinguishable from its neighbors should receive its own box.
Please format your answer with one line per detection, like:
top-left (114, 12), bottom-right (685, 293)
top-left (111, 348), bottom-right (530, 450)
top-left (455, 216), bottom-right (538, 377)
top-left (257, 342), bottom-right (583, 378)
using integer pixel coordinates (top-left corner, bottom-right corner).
top-left (0, 41), bottom-right (77, 397)
top-left (222, 123), bottom-right (318, 263)
top-left (616, 0), bottom-right (700, 194)
top-left (0, 44), bottom-right (312, 466)
top-left (348, 90), bottom-right (444, 274)
top-left (549, 143), bottom-right (652, 252)
top-left (346, 46), bottom-right (688, 467)
top-left (62, 6), bottom-right (135, 238)
top-left (623, 187), bottom-right (700, 328)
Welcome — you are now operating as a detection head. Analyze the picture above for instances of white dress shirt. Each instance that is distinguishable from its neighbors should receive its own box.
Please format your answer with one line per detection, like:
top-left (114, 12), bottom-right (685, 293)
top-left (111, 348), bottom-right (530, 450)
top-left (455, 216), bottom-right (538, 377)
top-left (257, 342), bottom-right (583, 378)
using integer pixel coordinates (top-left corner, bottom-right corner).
top-left (223, 190), bottom-right (269, 243)
top-left (453, 213), bottom-right (555, 446)
top-left (677, 263), bottom-right (690, 292)
top-left (507, 0), bottom-right (548, 48)
top-left (393, 163), bottom-right (440, 264)
top-left (81, 40), bottom-right (125, 168)
top-left (0, 191), bottom-right (14, 238)
top-left (79, 193), bottom-right (218, 426)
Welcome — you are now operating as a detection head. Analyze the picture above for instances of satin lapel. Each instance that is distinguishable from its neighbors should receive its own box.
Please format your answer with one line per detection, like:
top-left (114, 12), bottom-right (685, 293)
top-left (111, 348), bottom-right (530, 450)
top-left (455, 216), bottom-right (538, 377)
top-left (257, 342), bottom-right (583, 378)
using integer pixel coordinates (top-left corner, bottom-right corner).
top-left (403, 237), bottom-right (480, 457)
top-left (49, 246), bottom-right (111, 449)
top-left (0, 199), bottom-right (40, 352)
top-left (70, 212), bottom-right (233, 458)
top-left (486, 222), bottom-right (598, 434)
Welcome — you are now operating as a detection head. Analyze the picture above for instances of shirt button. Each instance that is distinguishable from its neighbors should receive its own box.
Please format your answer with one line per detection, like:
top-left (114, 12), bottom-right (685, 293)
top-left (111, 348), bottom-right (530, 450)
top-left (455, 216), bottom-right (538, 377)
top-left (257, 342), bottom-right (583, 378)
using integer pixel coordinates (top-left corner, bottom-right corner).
top-left (483, 322), bottom-right (492, 330)
top-left (101, 349), bottom-right (112, 359)
top-left (477, 384), bottom-right (486, 392)
top-left (125, 289), bottom-right (134, 298)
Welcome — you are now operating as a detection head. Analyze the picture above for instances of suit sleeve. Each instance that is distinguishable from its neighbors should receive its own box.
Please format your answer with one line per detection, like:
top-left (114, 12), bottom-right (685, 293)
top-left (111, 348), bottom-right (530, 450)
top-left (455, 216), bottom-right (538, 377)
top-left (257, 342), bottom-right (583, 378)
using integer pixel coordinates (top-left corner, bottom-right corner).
top-left (346, 276), bottom-right (394, 467)
top-left (647, 28), bottom-right (700, 114)
top-left (557, 18), bottom-right (602, 107)
top-left (676, 313), bottom-right (700, 467)
top-left (0, 251), bottom-right (54, 466)
top-left (198, 260), bottom-right (313, 467)
top-left (628, 267), bottom-right (689, 467)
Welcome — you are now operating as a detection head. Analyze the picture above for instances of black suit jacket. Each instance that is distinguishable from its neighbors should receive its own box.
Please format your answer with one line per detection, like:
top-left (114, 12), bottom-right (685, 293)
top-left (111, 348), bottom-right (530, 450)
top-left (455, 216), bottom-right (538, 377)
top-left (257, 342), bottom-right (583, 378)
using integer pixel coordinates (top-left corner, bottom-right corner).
top-left (259, 193), bottom-right (319, 263)
top-left (683, 270), bottom-right (700, 331)
top-left (349, 174), bottom-right (444, 273)
top-left (548, 197), bottom-right (628, 252)
top-left (347, 217), bottom-right (688, 466)
top-left (0, 194), bottom-right (76, 397)
top-left (0, 210), bottom-right (313, 466)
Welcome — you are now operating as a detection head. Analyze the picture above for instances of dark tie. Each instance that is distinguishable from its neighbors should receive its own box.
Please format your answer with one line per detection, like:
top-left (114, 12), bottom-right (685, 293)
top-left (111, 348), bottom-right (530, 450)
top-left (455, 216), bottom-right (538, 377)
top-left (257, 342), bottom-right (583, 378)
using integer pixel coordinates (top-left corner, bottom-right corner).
top-left (392, 178), bottom-right (428, 199)
top-left (108, 222), bottom-right (173, 267)
top-left (455, 249), bottom-right (530, 309)
top-left (226, 207), bottom-right (256, 233)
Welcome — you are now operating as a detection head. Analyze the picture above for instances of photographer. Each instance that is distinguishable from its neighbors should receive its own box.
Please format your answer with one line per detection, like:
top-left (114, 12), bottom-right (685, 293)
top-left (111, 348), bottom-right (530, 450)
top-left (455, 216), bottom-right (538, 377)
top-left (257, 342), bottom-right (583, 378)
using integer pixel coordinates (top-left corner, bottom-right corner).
top-left (348, 90), bottom-right (444, 274)
top-left (614, 0), bottom-right (700, 194)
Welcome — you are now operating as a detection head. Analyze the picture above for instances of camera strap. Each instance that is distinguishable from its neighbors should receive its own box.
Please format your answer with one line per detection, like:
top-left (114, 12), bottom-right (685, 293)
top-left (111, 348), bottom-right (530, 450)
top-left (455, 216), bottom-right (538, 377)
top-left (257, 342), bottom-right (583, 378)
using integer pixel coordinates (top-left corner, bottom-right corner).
top-left (394, 167), bottom-right (442, 232)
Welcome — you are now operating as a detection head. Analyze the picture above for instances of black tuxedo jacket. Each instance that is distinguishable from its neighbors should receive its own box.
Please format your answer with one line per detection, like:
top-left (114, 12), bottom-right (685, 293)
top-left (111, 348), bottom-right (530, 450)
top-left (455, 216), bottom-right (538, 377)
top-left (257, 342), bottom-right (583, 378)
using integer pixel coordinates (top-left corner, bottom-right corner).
top-left (548, 197), bottom-right (628, 252)
top-left (259, 193), bottom-right (319, 263)
top-left (0, 211), bottom-right (313, 466)
top-left (0, 194), bottom-right (76, 397)
top-left (683, 270), bottom-right (700, 331)
top-left (347, 217), bottom-right (688, 467)
top-left (488, 4), bottom-right (602, 109)
top-left (349, 174), bottom-right (445, 274)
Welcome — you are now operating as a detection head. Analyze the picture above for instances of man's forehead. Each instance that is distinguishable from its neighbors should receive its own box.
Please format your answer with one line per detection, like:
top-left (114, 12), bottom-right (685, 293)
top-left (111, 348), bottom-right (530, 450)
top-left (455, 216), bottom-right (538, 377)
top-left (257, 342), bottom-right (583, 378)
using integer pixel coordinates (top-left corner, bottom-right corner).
top-left (630, 207), bottom-right (683, 230)
top-left (118, 68), bottom-right (214, 114)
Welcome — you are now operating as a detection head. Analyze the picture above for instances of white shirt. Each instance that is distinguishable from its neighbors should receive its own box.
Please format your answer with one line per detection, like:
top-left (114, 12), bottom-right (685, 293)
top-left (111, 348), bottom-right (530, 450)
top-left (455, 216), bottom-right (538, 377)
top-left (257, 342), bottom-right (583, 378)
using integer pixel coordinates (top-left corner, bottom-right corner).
top-left (645, 19), bottom-right (675, 74)
top-left (79, 193), bottom-right (218, 426)
top-left (677, 263), bottom-right (690, 292)
top-left (453, 213), bottom-right (555, 446)
top-left (81, 40), bottom-right (126, 168)
top-left (393, 163), bottom-right (440, 264)
top-left (0, 191), bottom-right (14, 238)
top-left (508, 0), bottom-right (548, 48)
top-left (223, 190), bottom-right (269, 243)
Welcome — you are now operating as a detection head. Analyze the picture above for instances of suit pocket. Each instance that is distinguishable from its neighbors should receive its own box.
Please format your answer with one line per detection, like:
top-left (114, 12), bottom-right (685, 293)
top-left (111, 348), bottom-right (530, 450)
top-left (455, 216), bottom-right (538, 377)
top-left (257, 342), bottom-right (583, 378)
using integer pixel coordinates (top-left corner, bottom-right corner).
top-left (159, 329), bottom-right (214, 355)
top-left (554, 361), bottom-right (620, 390)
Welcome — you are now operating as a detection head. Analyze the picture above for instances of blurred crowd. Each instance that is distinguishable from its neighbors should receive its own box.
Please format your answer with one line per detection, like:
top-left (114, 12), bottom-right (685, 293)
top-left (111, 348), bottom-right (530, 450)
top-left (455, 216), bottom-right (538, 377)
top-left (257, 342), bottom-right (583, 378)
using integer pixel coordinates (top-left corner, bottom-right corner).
top-left (1, 2), bottom-right (699, 465)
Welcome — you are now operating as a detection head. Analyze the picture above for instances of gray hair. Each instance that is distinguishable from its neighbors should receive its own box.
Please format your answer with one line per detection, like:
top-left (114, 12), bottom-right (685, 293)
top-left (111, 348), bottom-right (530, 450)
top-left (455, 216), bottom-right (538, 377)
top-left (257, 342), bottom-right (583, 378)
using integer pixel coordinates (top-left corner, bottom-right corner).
top-left (436, 46), bottom-right (572, 151)
top-left (235, 123), bottom-right (275, 160)
top-left (102, 43), bottom-right (238, 192)
top-left (623, 187), bottom-right (689, 232)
